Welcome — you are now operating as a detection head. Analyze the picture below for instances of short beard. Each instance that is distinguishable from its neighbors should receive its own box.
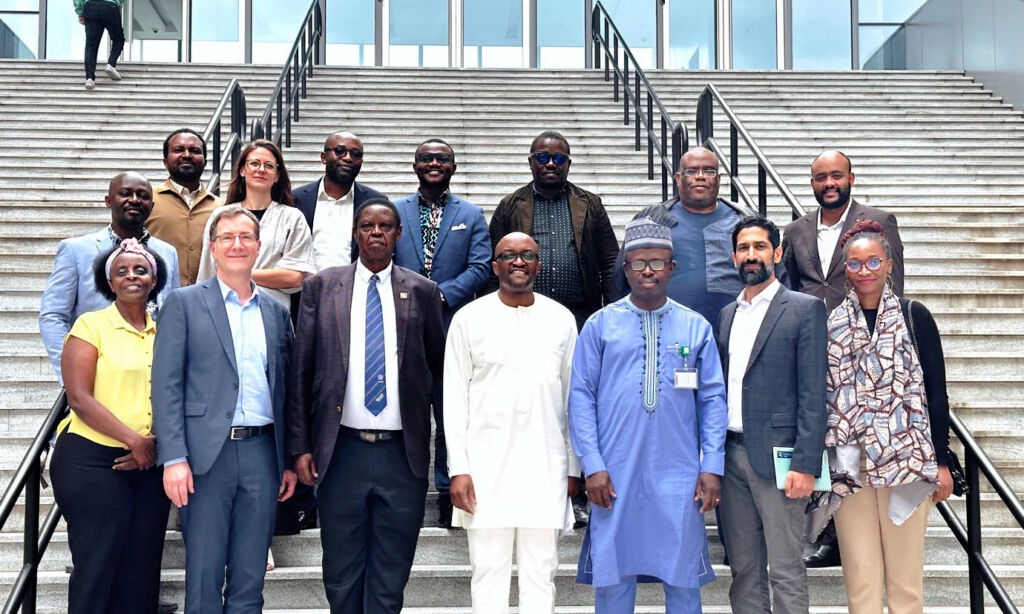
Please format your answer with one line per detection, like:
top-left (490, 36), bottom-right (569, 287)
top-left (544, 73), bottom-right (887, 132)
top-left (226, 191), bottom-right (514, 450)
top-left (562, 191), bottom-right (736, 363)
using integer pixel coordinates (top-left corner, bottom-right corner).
top-left (326, 163), bottom-right (357, 188)
top-left (170, 165), bottom-right (203, 185)
top-left (739, 261), bottom-right (770, 286)
top-left (815, 186), bottom-right (851, 210)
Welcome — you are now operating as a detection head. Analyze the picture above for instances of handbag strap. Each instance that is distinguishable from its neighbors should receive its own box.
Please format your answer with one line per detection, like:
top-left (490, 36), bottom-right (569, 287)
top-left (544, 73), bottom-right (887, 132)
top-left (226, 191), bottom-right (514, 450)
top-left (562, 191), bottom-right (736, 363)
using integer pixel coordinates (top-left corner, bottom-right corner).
top-left (903, 298), bottom-right (921, 358)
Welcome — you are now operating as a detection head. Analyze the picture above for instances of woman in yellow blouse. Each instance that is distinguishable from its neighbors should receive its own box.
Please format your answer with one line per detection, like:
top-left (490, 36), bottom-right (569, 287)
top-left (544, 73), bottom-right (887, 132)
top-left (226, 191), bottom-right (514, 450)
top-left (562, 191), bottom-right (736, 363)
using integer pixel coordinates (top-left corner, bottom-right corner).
top-left (50, 238), bottom-right (170, 614)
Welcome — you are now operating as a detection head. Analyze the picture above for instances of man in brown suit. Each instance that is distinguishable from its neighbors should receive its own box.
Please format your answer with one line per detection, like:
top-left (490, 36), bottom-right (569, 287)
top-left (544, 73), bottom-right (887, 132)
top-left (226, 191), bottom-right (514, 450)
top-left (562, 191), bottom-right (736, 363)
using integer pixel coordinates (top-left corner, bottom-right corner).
top-left (287, 198), bottom-right (445, 613)
top-left (146, 128), bottom-right (224, 286)
top-left (782, 150), bottom-right (904, 312)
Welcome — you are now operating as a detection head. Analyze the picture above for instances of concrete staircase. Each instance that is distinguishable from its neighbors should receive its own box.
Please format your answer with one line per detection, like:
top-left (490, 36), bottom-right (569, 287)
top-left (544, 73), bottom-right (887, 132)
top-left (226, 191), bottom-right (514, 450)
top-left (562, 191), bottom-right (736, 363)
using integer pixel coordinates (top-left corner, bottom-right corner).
top-left (0, 59), bottom-right (1022, 612)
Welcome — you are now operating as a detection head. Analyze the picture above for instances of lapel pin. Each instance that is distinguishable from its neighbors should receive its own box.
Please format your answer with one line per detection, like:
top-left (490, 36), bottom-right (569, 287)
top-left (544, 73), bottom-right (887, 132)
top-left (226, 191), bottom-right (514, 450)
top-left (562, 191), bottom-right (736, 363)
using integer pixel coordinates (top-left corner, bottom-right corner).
top-left (399, 291), bottom-right (409, 300)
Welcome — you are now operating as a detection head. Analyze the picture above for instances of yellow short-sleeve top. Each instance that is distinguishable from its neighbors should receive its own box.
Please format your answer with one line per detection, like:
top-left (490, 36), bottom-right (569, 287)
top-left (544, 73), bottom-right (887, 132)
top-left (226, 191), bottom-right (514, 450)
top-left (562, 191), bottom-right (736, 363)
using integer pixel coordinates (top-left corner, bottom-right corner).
top-left (61, 303), bottom-right (156, 449)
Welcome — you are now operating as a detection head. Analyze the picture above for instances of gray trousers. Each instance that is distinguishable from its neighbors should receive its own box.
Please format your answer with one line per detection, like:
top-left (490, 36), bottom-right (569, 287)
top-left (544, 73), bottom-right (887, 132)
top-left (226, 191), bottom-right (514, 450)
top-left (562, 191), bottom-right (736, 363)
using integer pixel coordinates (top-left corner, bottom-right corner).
top-left (719, 439), bottom-right (809, 614)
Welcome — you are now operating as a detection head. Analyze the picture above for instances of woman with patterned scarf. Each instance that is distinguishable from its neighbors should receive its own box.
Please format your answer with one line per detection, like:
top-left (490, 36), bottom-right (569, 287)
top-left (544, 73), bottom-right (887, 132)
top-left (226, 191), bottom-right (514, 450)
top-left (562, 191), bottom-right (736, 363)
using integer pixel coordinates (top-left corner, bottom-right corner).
top-left (819, 220), bottom-right (954, 614)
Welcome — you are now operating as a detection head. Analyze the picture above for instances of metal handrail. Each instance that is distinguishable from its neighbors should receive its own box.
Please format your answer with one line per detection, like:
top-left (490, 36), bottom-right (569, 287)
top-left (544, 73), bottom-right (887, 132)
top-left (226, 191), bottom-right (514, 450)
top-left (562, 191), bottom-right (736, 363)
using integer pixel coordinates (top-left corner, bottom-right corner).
top-left (591, 1), bottom-right (687, 201)
top-left (935, 411), bottom-right (1024, 613)
top-left (696, 83), bottom-right (805, 220)
top-left (201, 78), bottom-right (247, 195)
top-left (252, 0), bottom-right (323, 148)
top-left (0, 391), bottom-right (68, 614)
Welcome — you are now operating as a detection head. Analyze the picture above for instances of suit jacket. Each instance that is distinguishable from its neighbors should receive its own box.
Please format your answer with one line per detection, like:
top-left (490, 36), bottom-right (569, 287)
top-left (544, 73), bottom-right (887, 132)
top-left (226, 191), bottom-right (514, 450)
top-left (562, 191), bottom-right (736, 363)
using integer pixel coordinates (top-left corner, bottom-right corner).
top-left (293, 178), bottom-right (387, 231)
top-left (393, 192), bottom-right (490, 326)
top-left (286, 263), bottom-right (445, 481)
top-left (488, 181), bottom-right (619, 314)
top-left (782, 199), bottom-right (904, 312)
top-left (39, 228), bottom-right (180, 382)
top-left (717, 285), bottom-right (827, 481)
top-left (151, 278), bottom-right (293, 478)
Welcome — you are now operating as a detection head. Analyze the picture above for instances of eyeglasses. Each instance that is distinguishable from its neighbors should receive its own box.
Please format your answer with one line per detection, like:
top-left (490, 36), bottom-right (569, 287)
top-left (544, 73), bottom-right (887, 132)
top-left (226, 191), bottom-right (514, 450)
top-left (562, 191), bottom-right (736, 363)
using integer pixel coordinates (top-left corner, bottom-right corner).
top-left (214, 232), bottom-right (258, 247)
top-left (496, 251), bottom-right (539, 263)
top-left (530, 152), bottom-right (570, 166)
top-left (624, 259), bottom-right (671, 272)
top-left (325, 146), bottom-right (364, 160)
top-left (681, 167), bottom-right (719, 177)
top-left (245, 159), bottom-right (278, 172)
top-left (845, 257), bottom-right (884, 273)
top-left (415, 152), bottom-right (453, 164)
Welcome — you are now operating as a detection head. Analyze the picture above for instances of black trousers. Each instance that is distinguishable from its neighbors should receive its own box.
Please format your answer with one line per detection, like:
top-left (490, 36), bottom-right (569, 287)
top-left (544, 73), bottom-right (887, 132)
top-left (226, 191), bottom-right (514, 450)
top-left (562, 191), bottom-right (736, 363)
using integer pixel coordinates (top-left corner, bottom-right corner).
top-left (50, 433), bottom-right (170, 614)
top-left (82, 0), bottom-right (125, 79)
top-left (318, 431), bottom-right (427, 614)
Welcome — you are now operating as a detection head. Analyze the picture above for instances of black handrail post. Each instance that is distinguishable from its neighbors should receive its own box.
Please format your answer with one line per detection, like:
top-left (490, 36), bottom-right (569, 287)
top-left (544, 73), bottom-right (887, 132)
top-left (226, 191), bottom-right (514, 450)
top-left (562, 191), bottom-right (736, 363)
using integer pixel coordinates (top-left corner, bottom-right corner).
top-left (660, 118), bottom-right (668, 200)
top-left (647, 94), bottom-right (654, 180)
top-left (634, 76), bottom-right (641, 148)
top-left (613, 35), bottom-right (619, 102)
top-left (966, 451), bottom-right (984, 614)
top-left (696, 89), bottom-right (711, 145)
top-left (672, 124), bottom-right (684, 198)
top-left (729, 124), bottom-right (739, 203)
top-left (757, 165), bottom-right (767, 216)
top-left (603, 20), bottom-right (610, 81)
top-left (23, 459), bottom-right (39, 614)
top-left (623, 56), bottom-right (629, 125)
top-left (212, 121), bottom-right (222, 187)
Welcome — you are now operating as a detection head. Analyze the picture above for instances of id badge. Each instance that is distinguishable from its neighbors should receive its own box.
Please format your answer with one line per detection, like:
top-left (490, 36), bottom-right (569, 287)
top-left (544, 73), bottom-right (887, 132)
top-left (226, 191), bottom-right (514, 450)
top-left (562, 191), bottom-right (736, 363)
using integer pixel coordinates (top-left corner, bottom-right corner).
top-left (674, 368), bottom-right (698, 389)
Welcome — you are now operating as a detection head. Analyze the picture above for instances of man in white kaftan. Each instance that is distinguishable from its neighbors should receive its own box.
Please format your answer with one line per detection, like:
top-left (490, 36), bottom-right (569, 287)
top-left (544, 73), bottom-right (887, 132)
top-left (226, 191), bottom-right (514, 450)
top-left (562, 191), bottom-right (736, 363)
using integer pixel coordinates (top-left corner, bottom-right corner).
top-left (444, 232), bottom-right (581, 614)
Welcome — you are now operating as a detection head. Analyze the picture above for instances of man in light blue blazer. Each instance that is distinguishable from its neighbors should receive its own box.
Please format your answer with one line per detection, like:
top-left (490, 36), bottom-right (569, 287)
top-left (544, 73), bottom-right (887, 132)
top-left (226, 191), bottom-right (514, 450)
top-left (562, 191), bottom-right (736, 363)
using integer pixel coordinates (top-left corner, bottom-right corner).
top-left (39, 171), bottom-right (179, 383)
top-left (152, 205), bottom-right (296, 614)
top-left (393, 138), bottom-right (490, 528)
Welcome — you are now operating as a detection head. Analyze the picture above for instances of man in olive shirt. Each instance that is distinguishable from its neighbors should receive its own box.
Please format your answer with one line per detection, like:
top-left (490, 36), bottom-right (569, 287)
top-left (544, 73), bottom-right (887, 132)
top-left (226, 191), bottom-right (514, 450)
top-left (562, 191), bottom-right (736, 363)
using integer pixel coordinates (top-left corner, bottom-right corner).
top-left (146, 128), bottom-right (224, 286)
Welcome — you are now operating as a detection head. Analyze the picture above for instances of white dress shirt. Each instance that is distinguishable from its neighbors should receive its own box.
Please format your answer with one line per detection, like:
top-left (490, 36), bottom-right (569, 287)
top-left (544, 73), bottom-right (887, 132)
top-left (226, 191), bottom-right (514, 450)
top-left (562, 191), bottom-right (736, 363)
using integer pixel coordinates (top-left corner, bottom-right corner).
top-left (342, 261), bottom-right (402, 430)
top-left (169, 179), bottom-right (202, 209)
top-left (816, 205), bottom-right (850, 274)
top-left (726, 279), bottom-right (781, 433)
top-left (312, 177), bottom-right (354, 270)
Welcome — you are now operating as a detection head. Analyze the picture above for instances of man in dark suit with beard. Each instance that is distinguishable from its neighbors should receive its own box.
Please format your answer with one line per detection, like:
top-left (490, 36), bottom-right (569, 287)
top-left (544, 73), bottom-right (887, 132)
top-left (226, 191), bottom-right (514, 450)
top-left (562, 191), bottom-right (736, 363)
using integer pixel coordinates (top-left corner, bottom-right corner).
top-left (287, 198), bottom-right (445, 613)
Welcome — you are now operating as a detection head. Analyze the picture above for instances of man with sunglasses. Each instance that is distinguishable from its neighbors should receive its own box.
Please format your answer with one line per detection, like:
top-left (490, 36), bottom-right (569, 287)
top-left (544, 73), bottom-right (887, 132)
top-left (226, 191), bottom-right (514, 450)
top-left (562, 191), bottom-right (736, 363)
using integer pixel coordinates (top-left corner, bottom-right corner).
top-left (394, 138), bottom-right (491, 528)
top-left (489, 130), bottom-right (619, 332)
top-left (444, 232), bottom-right (580, 612)
top-left (570, 217), bottom-right (727, 614)
top-left (780, 150), bottom-right (904, 568)
top-left (293, 131), bottom-right (388, 271)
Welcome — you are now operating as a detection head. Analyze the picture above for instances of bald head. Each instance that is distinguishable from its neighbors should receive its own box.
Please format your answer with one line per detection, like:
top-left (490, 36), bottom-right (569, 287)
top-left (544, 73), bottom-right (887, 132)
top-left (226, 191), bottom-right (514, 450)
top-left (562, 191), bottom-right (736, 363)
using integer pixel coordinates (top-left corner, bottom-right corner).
top-left (322, 131), bottom-right (364, 189)
top-left (811, 150), bottom-right (852, 174)
top-left (109, 171), bottom-right (150, 195)
top-left (324, 131), bottom-right (361, 148)
top-left (494, 232), bottom-right (538, 257)
top-left (675, 147), bottom-right (720, 212)
top-left (106, 171), bottom-right (154, 234)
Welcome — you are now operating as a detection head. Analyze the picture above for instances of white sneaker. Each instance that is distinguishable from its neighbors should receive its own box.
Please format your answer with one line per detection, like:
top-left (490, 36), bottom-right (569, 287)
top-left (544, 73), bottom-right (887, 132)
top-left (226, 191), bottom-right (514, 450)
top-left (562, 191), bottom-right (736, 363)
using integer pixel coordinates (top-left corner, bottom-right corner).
top-left (104, 64), bottom-right (121, 80)
top-left (84, 79), bottom-right (95, 90)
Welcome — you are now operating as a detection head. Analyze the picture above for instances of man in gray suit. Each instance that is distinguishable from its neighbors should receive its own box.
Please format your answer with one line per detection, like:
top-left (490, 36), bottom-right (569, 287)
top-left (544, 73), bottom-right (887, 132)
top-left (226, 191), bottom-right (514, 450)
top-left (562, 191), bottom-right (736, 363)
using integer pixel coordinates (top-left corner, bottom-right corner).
top-left (717, 216), bottom-right (827, 614)
top-left (782, 150), bottom-right (904, 312)
top-left (153, 204), bottom-right (297, 614)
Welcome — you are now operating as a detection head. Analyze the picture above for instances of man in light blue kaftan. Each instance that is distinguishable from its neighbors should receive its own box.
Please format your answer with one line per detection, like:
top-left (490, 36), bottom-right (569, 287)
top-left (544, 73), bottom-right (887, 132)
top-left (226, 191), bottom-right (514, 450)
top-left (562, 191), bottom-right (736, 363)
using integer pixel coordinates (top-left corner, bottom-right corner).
top-left (569, 217), bottom-right (728, 614)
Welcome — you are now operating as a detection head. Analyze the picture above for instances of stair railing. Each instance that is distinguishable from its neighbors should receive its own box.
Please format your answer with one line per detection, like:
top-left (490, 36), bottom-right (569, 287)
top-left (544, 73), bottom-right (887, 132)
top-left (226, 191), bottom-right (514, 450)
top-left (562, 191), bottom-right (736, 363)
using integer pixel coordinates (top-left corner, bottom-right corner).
top-left (202, 78), bottom-right (247, 195)
top-left (0, 391), bottom-right (68, 614)
top-left (695, 83), bottom-right (805, 220)
top-left (252, 0), bottom-right (323, 148)
top-left (592, 1), bottom-right (687, 201)
top-left (936, 411), bottom-right (1024, 614)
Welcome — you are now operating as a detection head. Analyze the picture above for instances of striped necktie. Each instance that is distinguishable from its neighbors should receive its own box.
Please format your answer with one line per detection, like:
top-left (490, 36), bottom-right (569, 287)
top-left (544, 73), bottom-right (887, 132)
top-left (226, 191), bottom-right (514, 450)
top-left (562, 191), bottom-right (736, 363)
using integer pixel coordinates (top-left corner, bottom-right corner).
top-left (364, 274), bottom-right (386, 415)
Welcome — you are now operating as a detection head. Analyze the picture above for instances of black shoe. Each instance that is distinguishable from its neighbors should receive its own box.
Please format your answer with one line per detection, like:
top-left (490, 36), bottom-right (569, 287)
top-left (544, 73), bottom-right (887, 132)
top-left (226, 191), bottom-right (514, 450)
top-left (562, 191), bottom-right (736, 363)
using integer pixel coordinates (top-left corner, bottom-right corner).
top-left (297, 509), bottom-right (318, 531)
top-left (572, 499), bottom-right (590, 529)
top-left (157, 600), bottom-right (177, 614)
top-left (437, 494), bottom-right (453, 529)
top-left (803, 543), bottom-right (841, 567)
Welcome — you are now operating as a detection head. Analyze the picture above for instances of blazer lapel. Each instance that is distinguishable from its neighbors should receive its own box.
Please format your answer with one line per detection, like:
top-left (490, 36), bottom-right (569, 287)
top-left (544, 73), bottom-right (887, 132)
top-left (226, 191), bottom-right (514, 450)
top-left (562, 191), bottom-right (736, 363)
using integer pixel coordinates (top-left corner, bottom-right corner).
top-left (825, 201), bottom-right (863, 279)
top-left (719, 303), bottom-right (737, 375)
top-left (201, 279), bottom-right (238, 374)
top-left (258, 296), bottom-right (278, 398)
top-left (745, 287), bottom-right (789, 375)
top-left (334, 267), bottom-right (355, 374)
top-left (432, 197), bottom-right (461, 257)
top-left (391, 266), bottom-right (410, 369)
top-left (402, 199), bottom-right (426, 268)
top-left (802, 214), bottom-right (826, 281)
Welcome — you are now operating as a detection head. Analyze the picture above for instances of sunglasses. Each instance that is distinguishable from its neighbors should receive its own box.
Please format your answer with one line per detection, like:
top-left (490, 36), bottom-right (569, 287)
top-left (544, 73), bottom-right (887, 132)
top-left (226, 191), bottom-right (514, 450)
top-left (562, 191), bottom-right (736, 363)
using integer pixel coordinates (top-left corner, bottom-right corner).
top-left (415, 152), bottom-right (453, 164)
top-left (496, 251), bottom-right (539, 263)
top-left (624, 259), bottom-right (671, 272)
top-left (530, 152), bottom-right (570, 165)
top-left (325, 146), bottom-right (364, 160)
top-left (845, 257), bottom-right (885, 273)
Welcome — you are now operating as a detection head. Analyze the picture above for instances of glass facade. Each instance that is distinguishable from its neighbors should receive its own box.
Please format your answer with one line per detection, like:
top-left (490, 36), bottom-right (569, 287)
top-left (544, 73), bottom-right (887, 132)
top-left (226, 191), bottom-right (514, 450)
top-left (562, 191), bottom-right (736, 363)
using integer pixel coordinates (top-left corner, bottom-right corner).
top-left (668, 0), bottom-right (715, 70)
top-left (732, 0), bottom-right (776, 69)
top-left (0, 0), bottom-right (933, 72)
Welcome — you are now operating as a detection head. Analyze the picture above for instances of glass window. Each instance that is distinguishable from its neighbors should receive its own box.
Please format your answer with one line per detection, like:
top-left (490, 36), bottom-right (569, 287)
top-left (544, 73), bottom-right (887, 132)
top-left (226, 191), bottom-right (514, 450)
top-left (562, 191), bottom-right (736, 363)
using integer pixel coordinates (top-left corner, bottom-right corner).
top-left (859, 25), bottom-right (904, 69)
top-left (731, 0), bottom-right (776, 69)
top-left (326, 0), bottom-right (375, 66)
top-left (858, 0), bottom-right (927, 23)
top-left (601, 0), bottom-right (656, 69)
top-left (0, 13), bottom-right (38, 58)
top-left (46, 0), bottom-right (87, 59)
top-left (389, 0), bottom-right (447, 67)
top-left (536, 0), bottom-right (582, 68)
top-left (191, 0), bottom-right (244, 64)
top-left (792, 0), bottom-right (850, 69)
top-left (253, 0), bottom-right (307, 64)
top-left (0, 0), bottom-right (37, 10)
top-left (464, 0), bottom-right (522, 68)
top-left (668, 0), bottom-right (715, 70)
